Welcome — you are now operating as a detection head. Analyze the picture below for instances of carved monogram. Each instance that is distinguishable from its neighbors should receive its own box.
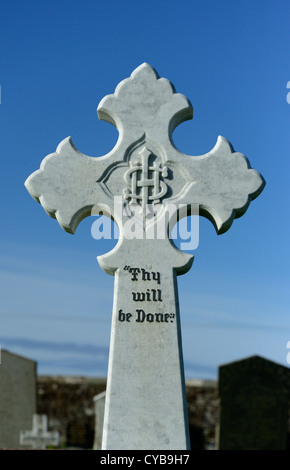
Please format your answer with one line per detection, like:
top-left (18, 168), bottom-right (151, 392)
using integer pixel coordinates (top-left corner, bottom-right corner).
top-left (123, 146), bottom-right (169, 217)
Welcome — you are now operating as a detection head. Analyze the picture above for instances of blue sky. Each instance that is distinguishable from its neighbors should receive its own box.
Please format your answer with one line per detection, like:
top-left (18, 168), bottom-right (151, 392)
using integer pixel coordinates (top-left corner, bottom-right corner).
top-left (0, 0), bottom-right (289, 379)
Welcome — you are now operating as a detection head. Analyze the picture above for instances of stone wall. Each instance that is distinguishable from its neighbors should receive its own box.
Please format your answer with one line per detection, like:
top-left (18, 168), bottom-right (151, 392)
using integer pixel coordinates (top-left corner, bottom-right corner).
top-left (37, 376), bottom-right (106, 449)
top-left (185, 380), bottom-right (218, 449)
top-left (36, 373), bottom-right (290, 450)
top-left (37, 376), bottom-right (218, 449)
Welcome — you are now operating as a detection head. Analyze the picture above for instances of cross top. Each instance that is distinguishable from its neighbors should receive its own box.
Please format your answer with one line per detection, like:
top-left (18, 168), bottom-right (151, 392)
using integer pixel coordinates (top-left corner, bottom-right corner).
top-left (25, 63), bottom-right (265, 274)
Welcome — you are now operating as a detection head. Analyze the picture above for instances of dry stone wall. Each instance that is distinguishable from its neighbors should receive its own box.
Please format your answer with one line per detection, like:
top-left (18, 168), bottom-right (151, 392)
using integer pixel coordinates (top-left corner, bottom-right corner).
top-left (37, 376), bottom-right (218, 449)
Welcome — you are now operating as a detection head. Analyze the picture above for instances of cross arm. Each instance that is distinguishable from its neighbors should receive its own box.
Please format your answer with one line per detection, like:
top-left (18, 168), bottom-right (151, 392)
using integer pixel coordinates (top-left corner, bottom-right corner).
top-left (171, 135), bottom-right (265, 234)
top-left (24, 137), bottom-right (114, 234)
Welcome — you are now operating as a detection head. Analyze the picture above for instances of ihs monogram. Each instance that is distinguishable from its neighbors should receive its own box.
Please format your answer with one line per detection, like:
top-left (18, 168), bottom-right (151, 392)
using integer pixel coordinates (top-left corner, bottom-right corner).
top-left (123, 146), bottom-right (169, 217)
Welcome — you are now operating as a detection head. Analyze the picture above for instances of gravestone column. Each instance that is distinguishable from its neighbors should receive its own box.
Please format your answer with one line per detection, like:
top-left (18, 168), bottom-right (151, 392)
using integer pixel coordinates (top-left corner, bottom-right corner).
top-left (99, 236), bottom-right (193, 449)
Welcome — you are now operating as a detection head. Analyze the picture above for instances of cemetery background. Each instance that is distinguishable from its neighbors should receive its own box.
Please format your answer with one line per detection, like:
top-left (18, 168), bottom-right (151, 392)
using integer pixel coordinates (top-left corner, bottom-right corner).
top-left (36, 355), bottom-right (290, 450)
top-left (0, 0), bottom-right (289, 450)
top-left (2, 351), bottom-right (289, 450)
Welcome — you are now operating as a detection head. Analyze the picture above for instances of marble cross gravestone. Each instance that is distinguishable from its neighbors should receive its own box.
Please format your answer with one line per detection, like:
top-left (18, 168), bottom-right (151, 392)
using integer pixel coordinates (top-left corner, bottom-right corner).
top-left (25, 63), bottom-right (265, 450)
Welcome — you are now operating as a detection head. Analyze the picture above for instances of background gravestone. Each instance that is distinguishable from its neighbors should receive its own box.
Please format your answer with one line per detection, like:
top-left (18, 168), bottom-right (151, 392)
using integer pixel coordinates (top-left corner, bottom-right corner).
top-left (0, 349), bottom-right (37, 449)
top-left (218, 355), bottom-right (290, 450)
top-left (93, 391), bottom-right (106, 450)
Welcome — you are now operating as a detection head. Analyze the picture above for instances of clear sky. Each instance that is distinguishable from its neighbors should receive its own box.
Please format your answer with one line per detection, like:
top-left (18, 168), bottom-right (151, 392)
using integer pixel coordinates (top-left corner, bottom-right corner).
top-left (0, 0), bottom-right (289, 380)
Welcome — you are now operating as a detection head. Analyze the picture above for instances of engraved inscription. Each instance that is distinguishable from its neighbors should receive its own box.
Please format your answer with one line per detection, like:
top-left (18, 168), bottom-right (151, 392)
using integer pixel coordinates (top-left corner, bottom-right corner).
top-left (132, 289), bottom-right (162, 302)
top-left (118, 310), bottom-right (132, 322)
top-left (124, 266), bottom-right (160, 284)
top-left (136, 310), bottom-right (175, 323)
top-left (118, 266), bottom-right (175, 324)
top-left (118, 309), bottom-right (175, 323)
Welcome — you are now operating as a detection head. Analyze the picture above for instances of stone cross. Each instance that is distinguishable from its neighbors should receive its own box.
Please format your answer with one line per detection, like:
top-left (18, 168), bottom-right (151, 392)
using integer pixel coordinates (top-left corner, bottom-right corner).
top-left (19, 414), bottom-right (60, 449)
top-left (25, 63), bottom-right (265, 450)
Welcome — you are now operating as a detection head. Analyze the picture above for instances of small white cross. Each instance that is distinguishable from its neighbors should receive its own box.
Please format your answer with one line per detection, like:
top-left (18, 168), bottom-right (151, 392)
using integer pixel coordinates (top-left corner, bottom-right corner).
top-left (20, 414), bottom-right (60, 450)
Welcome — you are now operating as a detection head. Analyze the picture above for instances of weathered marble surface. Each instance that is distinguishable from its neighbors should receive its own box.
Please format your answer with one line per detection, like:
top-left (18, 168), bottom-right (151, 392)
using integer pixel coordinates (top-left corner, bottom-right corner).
top-left (25, 64), bottom-right (265, 450)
